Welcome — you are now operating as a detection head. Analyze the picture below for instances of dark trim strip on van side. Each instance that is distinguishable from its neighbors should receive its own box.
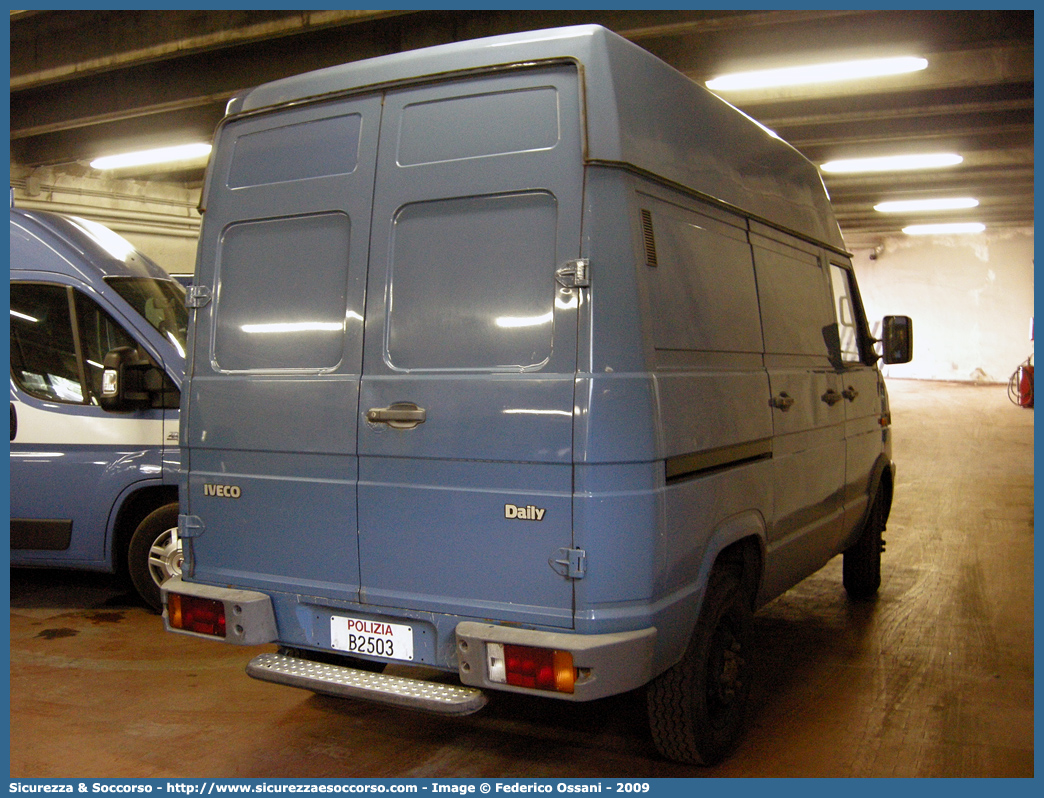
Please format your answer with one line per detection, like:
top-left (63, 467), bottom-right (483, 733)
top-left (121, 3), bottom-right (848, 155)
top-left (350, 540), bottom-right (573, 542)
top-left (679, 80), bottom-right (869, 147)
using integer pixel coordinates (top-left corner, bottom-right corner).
top-left (665, 438), bottom-right (773, 484)
top-left (11, 519), bottom-right (73, 551)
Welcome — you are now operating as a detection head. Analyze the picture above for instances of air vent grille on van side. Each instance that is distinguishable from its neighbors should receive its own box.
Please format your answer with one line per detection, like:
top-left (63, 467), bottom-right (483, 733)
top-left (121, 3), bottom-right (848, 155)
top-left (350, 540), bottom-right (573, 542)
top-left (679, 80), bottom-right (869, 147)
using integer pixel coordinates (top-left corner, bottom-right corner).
top-left (640, 209), bottom-right (657, 268)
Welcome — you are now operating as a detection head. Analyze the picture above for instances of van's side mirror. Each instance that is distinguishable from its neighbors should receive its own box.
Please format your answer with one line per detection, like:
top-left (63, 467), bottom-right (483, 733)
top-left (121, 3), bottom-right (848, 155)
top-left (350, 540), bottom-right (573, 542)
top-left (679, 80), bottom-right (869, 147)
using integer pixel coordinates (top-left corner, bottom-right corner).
top-left (99, 347), bottom-right (160, 411)
top-left (881, 315), bottom-right (913, 364)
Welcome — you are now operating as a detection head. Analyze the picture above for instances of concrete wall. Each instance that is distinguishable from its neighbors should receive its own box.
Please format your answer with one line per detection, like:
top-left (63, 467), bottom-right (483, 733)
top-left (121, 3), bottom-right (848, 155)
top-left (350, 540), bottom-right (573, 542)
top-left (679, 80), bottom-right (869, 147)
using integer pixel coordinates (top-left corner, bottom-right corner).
top-left (853, 228), bottom-right (1034, 384)
top-left (10, 168), bottom-right (201, 275)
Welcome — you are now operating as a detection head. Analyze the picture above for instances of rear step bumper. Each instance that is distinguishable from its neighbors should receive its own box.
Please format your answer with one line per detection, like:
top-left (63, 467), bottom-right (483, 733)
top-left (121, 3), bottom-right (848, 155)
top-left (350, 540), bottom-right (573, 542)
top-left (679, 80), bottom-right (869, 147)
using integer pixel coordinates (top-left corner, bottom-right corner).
top-left (247, 652), bottom-right (488, 716)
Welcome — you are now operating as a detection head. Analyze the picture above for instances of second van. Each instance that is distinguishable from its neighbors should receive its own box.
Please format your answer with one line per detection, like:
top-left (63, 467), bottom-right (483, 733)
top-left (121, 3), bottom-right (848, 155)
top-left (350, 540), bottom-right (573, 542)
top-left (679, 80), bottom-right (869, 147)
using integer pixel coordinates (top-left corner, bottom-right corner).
top-left (10, 206), bottom-right (187, 611)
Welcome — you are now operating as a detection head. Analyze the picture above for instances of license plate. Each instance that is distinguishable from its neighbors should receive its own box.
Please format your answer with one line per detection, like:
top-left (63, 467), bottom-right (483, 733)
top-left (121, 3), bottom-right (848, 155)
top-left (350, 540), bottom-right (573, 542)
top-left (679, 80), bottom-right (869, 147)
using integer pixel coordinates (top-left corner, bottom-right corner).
top-left (330, 615), bottom-right (414, 662)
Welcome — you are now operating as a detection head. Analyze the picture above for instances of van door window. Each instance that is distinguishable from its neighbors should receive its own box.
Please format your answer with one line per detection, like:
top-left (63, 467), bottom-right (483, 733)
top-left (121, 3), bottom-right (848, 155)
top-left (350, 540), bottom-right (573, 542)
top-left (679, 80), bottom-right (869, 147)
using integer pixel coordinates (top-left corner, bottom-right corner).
top-left (397, 86), bottom-right (559, 165)
top-left (10, 283), bottom-right (84, 402)
top-left (212, 212), bottom-right (352, 372)
top-left (104, 276), bottom-right (188, 355)
top-left (386, 192), bottom-right (557, 371)
top-left (11, 282), bottom-right (139, 405)
top-left (73, 290), bottom-right (154, 402)
top-left (828, 264), bottom-right (867, 364)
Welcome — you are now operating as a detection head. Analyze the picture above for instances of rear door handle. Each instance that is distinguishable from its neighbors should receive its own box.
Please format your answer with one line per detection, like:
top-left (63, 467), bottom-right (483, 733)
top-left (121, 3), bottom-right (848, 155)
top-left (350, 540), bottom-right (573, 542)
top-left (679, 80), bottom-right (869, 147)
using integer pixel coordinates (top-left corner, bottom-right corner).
top-left (842, 386), bottom-right (859, 401)
top-left (769, 392), bottom-right (794, 411)
top-left (366, 402), bottom-right (427, 430)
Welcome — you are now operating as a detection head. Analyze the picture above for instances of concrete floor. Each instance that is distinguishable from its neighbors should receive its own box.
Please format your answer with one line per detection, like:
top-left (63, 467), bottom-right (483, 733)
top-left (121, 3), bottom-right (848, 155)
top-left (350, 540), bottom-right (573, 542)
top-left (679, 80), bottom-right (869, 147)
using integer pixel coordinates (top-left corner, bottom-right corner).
top-left (9, 380), bottom-right (1034, 778)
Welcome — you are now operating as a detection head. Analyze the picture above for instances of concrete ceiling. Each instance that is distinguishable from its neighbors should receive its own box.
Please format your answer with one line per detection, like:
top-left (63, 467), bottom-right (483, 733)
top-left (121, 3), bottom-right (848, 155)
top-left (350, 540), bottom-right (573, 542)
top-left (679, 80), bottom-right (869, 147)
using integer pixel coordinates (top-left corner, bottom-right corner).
top-left (9, 9), bottom-right (1034, 249)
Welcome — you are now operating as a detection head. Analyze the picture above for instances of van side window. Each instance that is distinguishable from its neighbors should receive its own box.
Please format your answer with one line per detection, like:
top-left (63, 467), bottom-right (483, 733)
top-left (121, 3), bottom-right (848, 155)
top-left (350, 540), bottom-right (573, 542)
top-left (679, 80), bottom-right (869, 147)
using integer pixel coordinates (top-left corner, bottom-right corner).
top-left (828, 264), bottom-right (866, 364)
top-left (11, 283), bottom-right (85, 403)
top-left (10, 282), bottom-right (137, 405)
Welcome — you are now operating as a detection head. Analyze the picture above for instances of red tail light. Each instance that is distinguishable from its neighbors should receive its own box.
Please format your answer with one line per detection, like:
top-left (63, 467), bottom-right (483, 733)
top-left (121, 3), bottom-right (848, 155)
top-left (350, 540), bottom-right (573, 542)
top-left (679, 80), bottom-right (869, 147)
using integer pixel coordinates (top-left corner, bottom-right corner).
top-left (498, 643), bottom-right (575, 693)
top-left (168, 593), bottom-right (226, 638)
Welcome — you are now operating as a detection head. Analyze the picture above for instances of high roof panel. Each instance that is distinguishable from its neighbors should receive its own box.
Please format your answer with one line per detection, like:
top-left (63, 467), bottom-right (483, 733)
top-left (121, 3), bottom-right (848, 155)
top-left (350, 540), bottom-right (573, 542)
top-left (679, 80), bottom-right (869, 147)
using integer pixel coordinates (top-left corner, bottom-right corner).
top-left (228, 25), bottom-right (844, 251)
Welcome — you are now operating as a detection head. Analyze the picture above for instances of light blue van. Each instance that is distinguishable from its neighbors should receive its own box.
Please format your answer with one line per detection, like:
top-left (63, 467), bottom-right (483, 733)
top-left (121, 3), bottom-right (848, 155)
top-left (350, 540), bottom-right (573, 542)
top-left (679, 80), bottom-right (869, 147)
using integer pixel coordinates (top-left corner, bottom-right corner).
top-left (10, 206), bottom-right (187, 611)
top-left (163, 26), bottom-right (913, 764)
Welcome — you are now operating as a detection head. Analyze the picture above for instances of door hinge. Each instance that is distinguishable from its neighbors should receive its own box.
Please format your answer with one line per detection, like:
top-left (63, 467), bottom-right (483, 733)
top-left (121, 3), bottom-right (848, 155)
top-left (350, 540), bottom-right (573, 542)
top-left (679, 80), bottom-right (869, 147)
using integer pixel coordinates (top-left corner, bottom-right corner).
top-left (549, 547), bottom-right (586, 579)
top-left (556, 259), bottom-right (590, 289)
top-left (185, 284), bottom-right (212, 309)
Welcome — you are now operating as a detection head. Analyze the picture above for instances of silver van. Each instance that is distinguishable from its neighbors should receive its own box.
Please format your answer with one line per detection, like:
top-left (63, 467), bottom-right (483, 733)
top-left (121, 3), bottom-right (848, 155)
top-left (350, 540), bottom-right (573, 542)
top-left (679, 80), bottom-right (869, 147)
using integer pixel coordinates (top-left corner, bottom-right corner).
top-left (164, 25), bottom-right (912, 764)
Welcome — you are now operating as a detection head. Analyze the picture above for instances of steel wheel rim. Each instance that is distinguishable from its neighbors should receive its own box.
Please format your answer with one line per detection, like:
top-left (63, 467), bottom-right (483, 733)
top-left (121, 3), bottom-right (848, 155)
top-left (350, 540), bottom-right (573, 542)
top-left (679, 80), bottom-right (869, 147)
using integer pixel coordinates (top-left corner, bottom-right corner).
top-left (147, 526), bottom-right (183, 587)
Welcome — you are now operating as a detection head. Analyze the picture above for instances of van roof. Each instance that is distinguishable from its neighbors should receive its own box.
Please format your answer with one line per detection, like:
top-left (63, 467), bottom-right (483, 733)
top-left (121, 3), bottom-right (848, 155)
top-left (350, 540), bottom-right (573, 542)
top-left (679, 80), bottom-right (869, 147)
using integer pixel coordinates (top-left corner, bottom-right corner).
top-left (225, 25), bottom-right (845, 252)
top-left (11, 207), bottom-right (173, 282)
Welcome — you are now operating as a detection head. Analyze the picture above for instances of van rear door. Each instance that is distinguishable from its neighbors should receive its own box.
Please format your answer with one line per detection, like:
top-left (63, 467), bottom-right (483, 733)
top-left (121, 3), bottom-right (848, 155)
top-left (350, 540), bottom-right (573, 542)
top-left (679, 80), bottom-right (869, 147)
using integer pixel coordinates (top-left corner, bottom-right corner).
top-left (357, 66), bottom-right (584, 628)
top-left (185, 96), bottom-right (382, 600)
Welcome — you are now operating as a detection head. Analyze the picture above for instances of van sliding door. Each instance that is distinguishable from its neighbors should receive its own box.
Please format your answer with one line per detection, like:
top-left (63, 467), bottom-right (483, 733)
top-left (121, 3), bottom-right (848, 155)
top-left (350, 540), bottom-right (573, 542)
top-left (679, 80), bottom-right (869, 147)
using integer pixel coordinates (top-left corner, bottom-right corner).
top-left (751, 227), bottom-right (847, 598)
top-left (357, 66), bottom-right (584, 628)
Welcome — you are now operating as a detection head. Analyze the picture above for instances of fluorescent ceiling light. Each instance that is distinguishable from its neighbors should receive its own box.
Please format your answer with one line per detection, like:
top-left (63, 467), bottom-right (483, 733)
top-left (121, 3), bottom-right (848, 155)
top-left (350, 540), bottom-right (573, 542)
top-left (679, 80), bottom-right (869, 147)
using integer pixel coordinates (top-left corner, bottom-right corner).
top-left (903, 223), bottom-right (985, 236)
top-left (706, 56), bottom-right (927, 92)
top-left (90, 143), bottom-right (212, 170)
top-left (875, 198), bottom-right (979, 213)
top-left (821, 153), bottom-right (963, 174)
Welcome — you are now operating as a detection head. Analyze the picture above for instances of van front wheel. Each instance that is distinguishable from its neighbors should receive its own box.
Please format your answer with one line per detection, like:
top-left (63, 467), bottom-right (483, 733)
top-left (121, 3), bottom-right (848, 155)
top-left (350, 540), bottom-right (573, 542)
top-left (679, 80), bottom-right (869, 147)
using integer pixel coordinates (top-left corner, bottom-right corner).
top-left (843, 490), bottom-right (886, 600)
top-left (128, 503), bottom-right (182, 613)
top-left (646, 567), bottom-right (753, 765)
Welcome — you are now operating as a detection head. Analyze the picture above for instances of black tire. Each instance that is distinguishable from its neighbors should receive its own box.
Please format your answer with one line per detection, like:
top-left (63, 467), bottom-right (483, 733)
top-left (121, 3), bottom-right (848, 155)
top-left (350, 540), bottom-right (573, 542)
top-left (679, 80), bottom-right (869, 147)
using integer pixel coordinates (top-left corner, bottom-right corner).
top-left (646, 567), bottom-right (754, 765)
top-left (128, 503), bottom-right (182, 613)
top-left (843, 490), bottom-right (886, 600)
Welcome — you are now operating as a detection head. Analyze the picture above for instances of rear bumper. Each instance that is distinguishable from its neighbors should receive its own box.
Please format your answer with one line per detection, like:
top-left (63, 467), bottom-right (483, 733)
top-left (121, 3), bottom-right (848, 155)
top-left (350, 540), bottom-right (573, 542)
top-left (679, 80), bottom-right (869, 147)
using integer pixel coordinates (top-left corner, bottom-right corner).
top-left (162, 575), bottom-right (278, 645)
top-left (163, 577), bottom-right (659, 706)
top-left (455, 621), bottom-right (657, 701)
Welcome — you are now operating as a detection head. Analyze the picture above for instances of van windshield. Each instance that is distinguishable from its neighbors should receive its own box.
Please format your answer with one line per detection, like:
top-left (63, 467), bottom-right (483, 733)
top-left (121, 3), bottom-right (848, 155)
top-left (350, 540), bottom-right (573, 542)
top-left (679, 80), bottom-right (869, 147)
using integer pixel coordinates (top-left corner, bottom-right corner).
top-left (104, 276), bottom-right (188, 357)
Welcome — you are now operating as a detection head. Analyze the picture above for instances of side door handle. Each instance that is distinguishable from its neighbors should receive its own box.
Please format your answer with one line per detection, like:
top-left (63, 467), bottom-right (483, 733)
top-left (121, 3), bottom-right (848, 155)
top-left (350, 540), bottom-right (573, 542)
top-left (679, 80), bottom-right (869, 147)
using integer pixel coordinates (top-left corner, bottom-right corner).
top-left (769, 392), bottom-right (794, 412)
top-left (10, 402), bottom-right (17, 441)
top-left (366, 402), bottom-right (427, 430)
top-left (842, 386), bottom-right (859, 402)
top-left (821, 389), bottom-right (844, 406)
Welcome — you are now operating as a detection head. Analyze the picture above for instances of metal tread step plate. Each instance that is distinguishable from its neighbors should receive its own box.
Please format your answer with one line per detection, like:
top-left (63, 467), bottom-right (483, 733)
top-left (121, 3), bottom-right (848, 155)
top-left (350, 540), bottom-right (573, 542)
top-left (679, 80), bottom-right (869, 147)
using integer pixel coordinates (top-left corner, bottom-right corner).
top-left (247, 652), bottom-right (488, 716)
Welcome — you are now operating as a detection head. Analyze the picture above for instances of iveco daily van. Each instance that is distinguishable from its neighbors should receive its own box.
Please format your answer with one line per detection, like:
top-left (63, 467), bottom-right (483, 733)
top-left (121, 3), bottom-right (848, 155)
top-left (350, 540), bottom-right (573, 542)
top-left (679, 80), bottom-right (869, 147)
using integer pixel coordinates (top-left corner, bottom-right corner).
top-left (10, 206), bottom-right (187, 611)
top-left (163, 25), bottom-right (913, 764)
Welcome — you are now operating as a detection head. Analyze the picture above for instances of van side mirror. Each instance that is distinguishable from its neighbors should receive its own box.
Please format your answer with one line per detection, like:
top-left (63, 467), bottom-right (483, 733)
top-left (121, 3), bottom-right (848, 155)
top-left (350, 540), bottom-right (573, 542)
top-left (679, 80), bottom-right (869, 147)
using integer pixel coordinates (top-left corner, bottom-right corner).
top-left (881, 315), bottom-right (913, 364)
top-left (99, 346), bottom-right (160, 411)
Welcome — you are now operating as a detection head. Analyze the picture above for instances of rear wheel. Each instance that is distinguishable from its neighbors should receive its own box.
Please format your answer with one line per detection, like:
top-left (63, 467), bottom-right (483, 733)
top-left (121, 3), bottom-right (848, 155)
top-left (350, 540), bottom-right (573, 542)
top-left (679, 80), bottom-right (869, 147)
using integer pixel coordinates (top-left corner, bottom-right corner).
top-left (128, 503), bottom-right (182, 613)
top-left (843, 490), bottom-right (886, 600)
top-left (646, 566), bottom-right (754, 765)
